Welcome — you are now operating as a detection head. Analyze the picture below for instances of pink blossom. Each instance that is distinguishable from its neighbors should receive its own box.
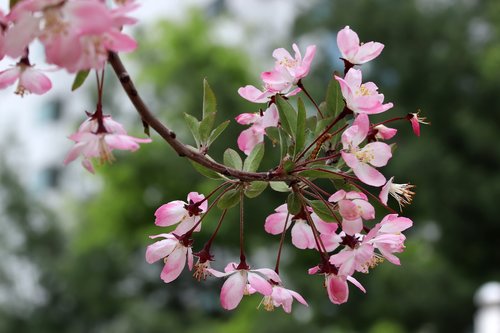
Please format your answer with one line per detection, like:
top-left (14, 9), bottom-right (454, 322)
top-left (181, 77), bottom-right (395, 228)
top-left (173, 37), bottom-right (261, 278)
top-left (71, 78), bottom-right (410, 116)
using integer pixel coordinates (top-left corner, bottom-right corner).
top-left (365, 214), bottom-right (413, 265)
top-left (271, 43), bottom-right (316, 84)
top-left (329, 240), bottom-right (375, 276)
top-left (341, 114), bottom-right (392, 186)
top-left (145, 233), bottom-right (193, 283)
top-left (379, 177), bottom-right (415, 210)
top-left (260, 284), bottom-right (308, 313)
top-left (335, 68), bottom-right (393, 115)
top-left (236, 104), bottom-right (279, 155)
top-left (408, 111), bottom-right (430, 137)
top-left (6, 0), bottom-right (138, 71)
top-left (0, 62), bottom-right (52, 96)
top-left (337, 26), bottom-right (384, 65)
top-left (308, 265), bottom-right (366, 305)
top-left (154, 192), bottom-right (208, 235)
top-left (325, 273), bottom-right (366, 305)
top-left (264, 204), bottom-right (337, 250)
top-left (329, 189), bottom-right (375, 235)
top-left (208, 262), bottom-right (280, 310)
top-left (63, 115), bottom-right (151, 173)
top-left (0, 10), bottom-right (7, 60)
top-left (374, 124), bottom-right (397, 140)
top-left (237, 43), bottom-right (314, 103)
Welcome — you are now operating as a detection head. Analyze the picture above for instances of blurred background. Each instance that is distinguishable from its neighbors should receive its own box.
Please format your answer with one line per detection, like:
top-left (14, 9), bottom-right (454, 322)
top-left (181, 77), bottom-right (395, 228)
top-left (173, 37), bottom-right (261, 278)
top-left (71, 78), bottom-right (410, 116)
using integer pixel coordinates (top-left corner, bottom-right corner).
top-left (0, 0), bottom-right (499, 332)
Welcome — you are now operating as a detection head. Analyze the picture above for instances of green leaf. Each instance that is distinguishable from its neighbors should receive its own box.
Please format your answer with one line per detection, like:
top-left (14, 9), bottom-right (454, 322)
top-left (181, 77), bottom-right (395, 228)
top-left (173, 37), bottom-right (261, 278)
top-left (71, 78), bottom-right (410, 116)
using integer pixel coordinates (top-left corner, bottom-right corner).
top-left (243, 143), bottom-right (264, 172)
top-left (331, 178), bottom-right (358, 192)
top-left (287, 192), bottom-right (302, 215)
top-left (184, 113), bottom-right (201, 147)
top-left (223, 148), bottom-right (243, 170)
top-left (298, 167), bottom-right (343, 179)
top-left (270, 181), bottom-right (290, 192)
top-left (202, 79), bottom-right (217, 119)
top-left (71, 70), bottom-right (90, 91)
top-left (244, 181), bottom-right (268, 198)
top-left (265, 127), bottom-right (280, 145)
top-left (275, 95), bottom-right (297, 137)
top-left (309, 200), bottom-right (338, 222)
top-left (207, 120), bottom-right (230, 146)
top-left (294, 97), bottom-right (307, 156)
top-left (325, 77), bottom-right (344, 118)
top-left (199, 112), bottom-right (216, 143)
top-left (190, 160), bottom-right (223, 180)
top-left (217, 189), bottom-right (241, 209)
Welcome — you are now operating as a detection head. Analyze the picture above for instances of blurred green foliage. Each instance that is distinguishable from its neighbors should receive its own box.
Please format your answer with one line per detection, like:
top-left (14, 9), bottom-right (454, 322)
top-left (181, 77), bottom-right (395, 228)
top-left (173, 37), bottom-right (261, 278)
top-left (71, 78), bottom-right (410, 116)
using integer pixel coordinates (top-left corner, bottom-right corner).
top-left (0, 1), bottom-right (499, 332)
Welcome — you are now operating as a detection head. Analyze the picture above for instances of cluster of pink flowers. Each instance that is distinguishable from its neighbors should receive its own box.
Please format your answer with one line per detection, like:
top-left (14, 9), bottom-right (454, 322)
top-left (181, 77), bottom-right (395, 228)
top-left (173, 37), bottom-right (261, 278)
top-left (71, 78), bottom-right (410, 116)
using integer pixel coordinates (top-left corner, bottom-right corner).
top-left (144, 26), bottom-right (425, 312)
top-left (0, 0), bottom-right (138, 96)
top-left (235, 43), bottom-right (316, 155)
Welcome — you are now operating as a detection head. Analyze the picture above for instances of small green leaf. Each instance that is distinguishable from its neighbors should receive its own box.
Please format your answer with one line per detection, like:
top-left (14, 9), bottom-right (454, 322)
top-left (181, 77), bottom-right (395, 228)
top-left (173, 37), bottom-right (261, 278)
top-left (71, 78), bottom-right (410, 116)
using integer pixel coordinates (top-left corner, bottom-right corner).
top-left (287, 192), bottom-right (302, 215)
top-left (184, 113), bottom-right (201, 147)
top-left (243, 143), bottom-right (264, 172)
top-left (283, 158), bottom-right (295, 174)
top-left (325, 77), bottom-right (344, 118)
top-left (199, 112), bottom-right (216, 143)
top-left (270, 181), bottom-right (290, 192)
top-left (207, 120), bottom-right (230, 146)
top-left (244, 181), bottom-right (268, 198)
top-left (190, 160), bottom-right (223, 180)
top-left (275, 95), bottom-right (297, 137)
top-left (223, 148), bottom-right (243, 170)
top-left (331, 178), bottom-right (358, 192)
top-left (217, 189), bottom-right (241, 209)
top-left (294, 98), bottom-right (307, 156)
top-left (202, 79), bottom-right (217, 119)
top-left (309, 200), bottom-right (337, 222)
top-left (71, 70), bottom-right (90, 91)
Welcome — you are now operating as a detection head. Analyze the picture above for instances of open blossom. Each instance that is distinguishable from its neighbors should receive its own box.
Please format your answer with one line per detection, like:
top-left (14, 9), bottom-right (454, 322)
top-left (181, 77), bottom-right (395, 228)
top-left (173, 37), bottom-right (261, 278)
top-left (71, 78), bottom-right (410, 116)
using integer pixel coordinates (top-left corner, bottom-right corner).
top-left (236, 104), bottom-right (279, 155)
top-left (63, 115), bottom-right (151, 173)
top-left (237, 44), bottom-right (315, 104)
top-left (328, 190), bottom-right (375, 235)
top-left (5, 0), bottom-right (138, 72)
top-left (330, 235), bottom-right (377, 276)
top-left (365, 214), bottom-right (413, 265)
top-left (341, 114), bottom-right (392, 187)
top-left (260, 284), bottom-right (308, 313)
top-left (270, 43), bottom-right (316, 84)
top-left (264, 203), bottom-right (337, 250)
top-left (0, 61), bottom-right (52, 96)
top-left (208, 262), bottom-right (280, 310)
top-left (335, 68), bottom-right (393, 115)
top-left (337, 26), bottom-right (384, 65)
top-left (145, 233), bottom-right (193, 283)
top-left (379, 176), bottom-right (415, 210)
top-left (154, 192), bottom-right (207, 235)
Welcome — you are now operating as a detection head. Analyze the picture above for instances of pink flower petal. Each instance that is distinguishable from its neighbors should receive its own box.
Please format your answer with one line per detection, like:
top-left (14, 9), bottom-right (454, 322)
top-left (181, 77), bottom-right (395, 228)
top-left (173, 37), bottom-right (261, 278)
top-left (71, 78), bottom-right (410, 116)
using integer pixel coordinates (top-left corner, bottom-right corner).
top-left (19, 67), bottom-right (52, 95)
top-left (0, 67), bottom-right (20, 89)
top-left (145, 238), bottom-right (177, 264)
top-left (160, 246), bottom-right (187, 283)
top-left (220, 271), bottom-right (246, 310)
top-left (154, 201), bottom-right (186, 227)
top-left (264, 211), bottom-right (290, 235)
top-left (291, 221), bottom-right (315, 249)
top-left (247, 272), bottom-right (273, 296)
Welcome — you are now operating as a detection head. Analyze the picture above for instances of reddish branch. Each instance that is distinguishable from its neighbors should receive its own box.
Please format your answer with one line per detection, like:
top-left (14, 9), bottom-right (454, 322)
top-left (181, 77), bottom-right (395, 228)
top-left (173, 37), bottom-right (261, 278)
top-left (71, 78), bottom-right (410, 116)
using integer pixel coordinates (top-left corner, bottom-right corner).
top-left (108, 52), bottom-right (296, 182)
